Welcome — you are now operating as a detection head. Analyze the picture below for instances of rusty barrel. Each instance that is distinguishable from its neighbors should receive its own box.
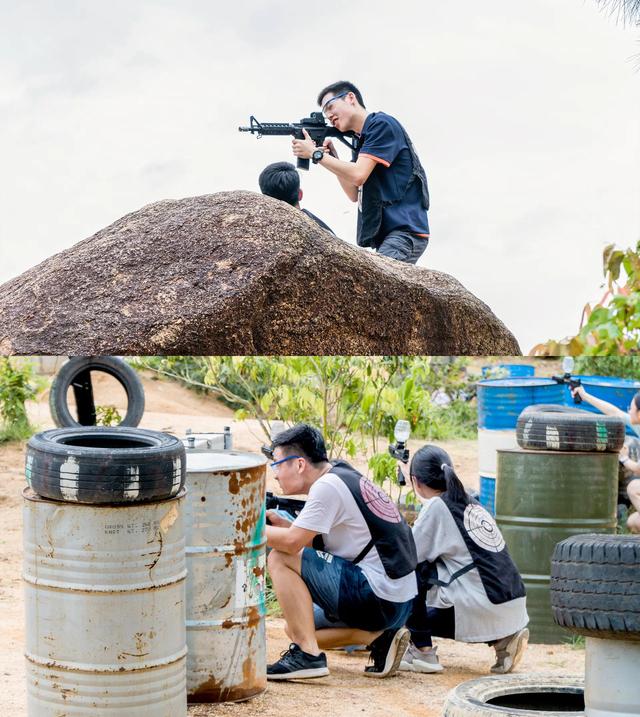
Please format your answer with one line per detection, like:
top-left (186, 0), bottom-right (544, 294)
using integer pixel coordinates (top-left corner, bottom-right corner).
top-left (23, 488), bottom-right (187, 716)
top-left (184, 450), bottom-right (267, 703)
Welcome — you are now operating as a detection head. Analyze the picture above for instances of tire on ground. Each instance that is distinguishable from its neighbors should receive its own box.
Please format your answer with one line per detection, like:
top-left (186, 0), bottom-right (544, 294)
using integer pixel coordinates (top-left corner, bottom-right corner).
top-left (49, 356), bottom-right (145, 428)
top-left (516, 404), bottom-right (625, 452)
top-left (25, 427), bottom-right (185, 504)
top-left (443, 675), bottom-right (584, 717)
top-left (550, 533), bottom-right (640, 642)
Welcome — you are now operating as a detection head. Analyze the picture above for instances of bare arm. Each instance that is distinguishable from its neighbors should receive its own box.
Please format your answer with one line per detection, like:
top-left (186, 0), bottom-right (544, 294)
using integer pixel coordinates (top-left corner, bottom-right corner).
top-left (292, 131), bottom-right (377, 202)
top-left (572, 386), bottom-right (627, 419)
top-left (317, 154), bottom-right (376, 202)
top-left (266, 523), bottom-right (318, 554)
top-left (620, 445), bottom-right (640, 475)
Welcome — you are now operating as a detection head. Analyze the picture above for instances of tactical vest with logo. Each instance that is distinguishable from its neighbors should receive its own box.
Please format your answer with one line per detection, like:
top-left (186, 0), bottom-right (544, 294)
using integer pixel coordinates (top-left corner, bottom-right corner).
top-left (329, 460), bottom-right (417, 579)
top-left (433, 496), bottom-right (526, 605)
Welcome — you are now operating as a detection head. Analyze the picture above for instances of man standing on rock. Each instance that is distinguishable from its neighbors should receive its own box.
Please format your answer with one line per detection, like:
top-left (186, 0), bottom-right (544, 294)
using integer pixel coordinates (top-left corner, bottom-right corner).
top-left (265, 423), bottom-right (417, 680)
top-left (291, 81), bottom-right (430, 264)
top-left (258, 161), bottom-right (336, 235)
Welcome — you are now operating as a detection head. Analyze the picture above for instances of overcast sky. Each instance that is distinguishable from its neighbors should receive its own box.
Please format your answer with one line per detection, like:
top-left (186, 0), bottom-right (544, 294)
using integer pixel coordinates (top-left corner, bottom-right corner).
top-left (1, 0), bottom-right (638, 353)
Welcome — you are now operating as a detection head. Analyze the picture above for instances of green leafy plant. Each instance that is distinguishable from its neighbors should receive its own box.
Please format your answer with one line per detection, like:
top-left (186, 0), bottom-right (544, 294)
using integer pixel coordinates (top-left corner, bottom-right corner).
top-left (134, 356), bottom-right (478, 464)
top-left (573, 356), bottom-right (640, 378)
top-left (0, 358), bottom-right (38, 442)
top-left (532, 242), bottom-right (640, 355)
top-left (95, 405), bottom-right (122, 427)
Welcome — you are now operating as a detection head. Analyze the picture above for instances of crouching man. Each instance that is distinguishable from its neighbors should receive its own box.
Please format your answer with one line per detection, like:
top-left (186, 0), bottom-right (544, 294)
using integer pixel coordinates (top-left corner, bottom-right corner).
top-left (265, 423), bottom-right (418, 680)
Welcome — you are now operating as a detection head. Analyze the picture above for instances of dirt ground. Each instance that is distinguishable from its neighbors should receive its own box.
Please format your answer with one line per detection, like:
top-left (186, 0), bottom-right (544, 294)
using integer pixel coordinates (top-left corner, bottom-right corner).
top-left (0, 370), bottom-right (584, 715)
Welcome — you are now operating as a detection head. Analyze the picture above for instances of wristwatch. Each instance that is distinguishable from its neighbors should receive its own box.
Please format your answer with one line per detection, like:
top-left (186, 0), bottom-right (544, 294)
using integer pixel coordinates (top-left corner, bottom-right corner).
top-left (311, 148), bottom-right (325, 164)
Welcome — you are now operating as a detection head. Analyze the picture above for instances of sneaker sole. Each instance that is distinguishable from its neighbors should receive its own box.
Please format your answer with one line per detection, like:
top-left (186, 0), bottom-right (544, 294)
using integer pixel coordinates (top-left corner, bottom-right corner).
top-left (413, 659), bottom-right (444, 674)
top-left (491, 628), bottom-right (529, 674)
top-left (364, 627), bottom-right (410, 679)
top-left (399, 659), bottom-right (444, 674)
top-left (267, 666), bottom-right (330, 680)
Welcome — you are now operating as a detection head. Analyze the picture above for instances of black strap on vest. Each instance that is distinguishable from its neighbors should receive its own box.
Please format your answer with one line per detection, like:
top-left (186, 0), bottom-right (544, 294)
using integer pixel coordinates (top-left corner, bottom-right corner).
top-left (352, 538), bottom-right (374, 565)
top-left (428, 561), bottom-right (475, 588)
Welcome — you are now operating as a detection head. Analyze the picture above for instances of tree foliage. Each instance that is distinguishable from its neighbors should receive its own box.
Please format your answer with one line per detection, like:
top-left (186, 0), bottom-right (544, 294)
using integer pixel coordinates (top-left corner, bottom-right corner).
top-left (134, 356), bottom-right (478, 460)
top-left (0, 358), bottom-right (38, 442)
top-left (532, 241), bottom-right (640, 355)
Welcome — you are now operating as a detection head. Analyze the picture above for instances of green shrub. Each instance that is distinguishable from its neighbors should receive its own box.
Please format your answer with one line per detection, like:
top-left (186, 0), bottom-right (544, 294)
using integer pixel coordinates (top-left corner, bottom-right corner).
top-left (0, 358), bottom-right (38, 442)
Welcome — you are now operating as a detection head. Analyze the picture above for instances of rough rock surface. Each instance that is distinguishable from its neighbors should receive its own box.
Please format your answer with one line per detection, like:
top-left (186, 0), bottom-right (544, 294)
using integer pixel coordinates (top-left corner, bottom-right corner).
top-left (0, 192), bottom-right (520, 355)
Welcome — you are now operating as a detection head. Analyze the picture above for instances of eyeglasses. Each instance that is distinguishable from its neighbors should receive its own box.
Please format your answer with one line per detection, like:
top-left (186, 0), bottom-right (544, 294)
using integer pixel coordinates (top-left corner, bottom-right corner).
top-left (270, 455), bottom-right (301, 472)
top-left (321, 91), bottom-right (349, 118)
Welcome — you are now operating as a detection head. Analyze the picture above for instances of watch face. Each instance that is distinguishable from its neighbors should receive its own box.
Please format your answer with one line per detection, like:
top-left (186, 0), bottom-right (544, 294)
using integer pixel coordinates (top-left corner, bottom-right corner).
top-left (312, 149), bottom-right (324, 163)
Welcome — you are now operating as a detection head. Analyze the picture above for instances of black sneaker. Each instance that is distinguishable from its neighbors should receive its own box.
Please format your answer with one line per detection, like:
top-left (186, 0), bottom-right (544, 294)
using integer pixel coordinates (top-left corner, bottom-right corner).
top-left (267, 643), bottom-right (329, 680)
top-left (364, 627), bottom-right (410, 678)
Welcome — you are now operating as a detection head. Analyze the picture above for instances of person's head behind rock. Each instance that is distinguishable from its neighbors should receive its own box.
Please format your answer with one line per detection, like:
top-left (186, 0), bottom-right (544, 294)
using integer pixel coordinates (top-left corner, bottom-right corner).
top-left (259, 161), bottom-right (302, 207)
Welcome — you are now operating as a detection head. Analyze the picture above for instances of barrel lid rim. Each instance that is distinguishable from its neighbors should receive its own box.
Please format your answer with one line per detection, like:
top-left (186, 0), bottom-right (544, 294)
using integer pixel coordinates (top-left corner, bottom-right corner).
top-left (477, 378), bottom-right (559, 387)
top-left (185, 450), bottom-right (267, 472)
top-left (22, 485), bottom-right (187, 506)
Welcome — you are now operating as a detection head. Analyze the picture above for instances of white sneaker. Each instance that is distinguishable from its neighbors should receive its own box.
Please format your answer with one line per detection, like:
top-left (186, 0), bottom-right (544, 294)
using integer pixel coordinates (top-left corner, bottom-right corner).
top-left (399, 643), bottom-right (444, 673)
top-left (491, 628), bottom-right (529, 674)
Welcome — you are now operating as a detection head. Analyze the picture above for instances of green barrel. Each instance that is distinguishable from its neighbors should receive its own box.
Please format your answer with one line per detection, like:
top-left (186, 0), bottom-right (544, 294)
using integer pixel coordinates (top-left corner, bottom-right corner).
top-left (496, 448), bottom-right (618, 644)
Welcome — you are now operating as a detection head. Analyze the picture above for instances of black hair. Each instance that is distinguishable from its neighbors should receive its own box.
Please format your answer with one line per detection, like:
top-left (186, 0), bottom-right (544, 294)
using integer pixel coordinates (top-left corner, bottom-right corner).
top-left (271, 423), bottom-right (328, 464)
top-left (410, 444), bottom-right (470, 506)
top-left (634, 392), bottom-right (640, 411)
top-left (258, 162), bottom-right (300, 206)
top-left (316, 81), bottom-right (366, 109)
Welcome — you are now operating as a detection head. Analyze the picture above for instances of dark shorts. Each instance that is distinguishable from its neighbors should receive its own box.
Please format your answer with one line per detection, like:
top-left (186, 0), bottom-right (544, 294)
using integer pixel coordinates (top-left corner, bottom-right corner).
top-left (301, 547), bottom-right (413, 632)
top-left (377, 230), bottom-right (428, 264)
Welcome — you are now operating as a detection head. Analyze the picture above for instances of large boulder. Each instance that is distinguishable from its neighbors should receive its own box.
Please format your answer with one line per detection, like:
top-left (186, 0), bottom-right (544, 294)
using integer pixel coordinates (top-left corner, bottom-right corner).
top-left (0, 192), bottom-right (520, 355)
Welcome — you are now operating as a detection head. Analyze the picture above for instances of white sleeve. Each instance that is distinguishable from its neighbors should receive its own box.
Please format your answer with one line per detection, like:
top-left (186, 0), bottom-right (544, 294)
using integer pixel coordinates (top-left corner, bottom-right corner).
top-left (292, 479), bottom-right (342, 534)
top-left (412, 498), bottom-right (461, 564)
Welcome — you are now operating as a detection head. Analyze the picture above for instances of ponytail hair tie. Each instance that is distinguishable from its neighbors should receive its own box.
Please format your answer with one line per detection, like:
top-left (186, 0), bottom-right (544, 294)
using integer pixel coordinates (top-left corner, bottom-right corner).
top-left (441, 463), bottom-right (448, 471)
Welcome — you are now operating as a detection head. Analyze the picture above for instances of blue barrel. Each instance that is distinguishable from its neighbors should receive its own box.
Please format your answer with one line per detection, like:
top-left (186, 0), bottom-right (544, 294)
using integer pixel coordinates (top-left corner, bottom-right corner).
top-left (564, 376), bottom-right (640, 436)
top-left (479, 476), bottom-right (497, 515)
top-left (477, 378), bottom-right (566, 515)
top-left (478, 378), bottom-right (566, 430)
top-left (481, 364), bottom-right (535, 378)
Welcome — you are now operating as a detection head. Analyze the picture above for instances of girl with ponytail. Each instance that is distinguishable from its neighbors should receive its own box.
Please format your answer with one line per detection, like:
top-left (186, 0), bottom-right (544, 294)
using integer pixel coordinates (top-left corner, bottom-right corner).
top-left (399, 444), bottom-right (529, 676)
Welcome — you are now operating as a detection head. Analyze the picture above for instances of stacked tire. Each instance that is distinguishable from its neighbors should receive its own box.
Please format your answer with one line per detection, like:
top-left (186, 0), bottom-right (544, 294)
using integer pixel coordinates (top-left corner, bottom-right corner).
top-left (516, 404), bottom-right (626, 453)
top-left (550, 534), bottom-right (640, 717)
top-left (26, 427), bottom-right (186, 504)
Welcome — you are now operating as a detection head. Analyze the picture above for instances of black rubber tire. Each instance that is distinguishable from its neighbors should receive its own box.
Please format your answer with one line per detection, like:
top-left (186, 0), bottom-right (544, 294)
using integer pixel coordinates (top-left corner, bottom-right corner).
top-left (49, 356), bottom-right (145, 428)
top-left (550, 533), bottom-right (640, 642)
top-left (516, 404), bottom-right (625, 452)
top-left (443, 675), bottom-right (584, 717)
top-left (25, 427), bottom-right (185, 504)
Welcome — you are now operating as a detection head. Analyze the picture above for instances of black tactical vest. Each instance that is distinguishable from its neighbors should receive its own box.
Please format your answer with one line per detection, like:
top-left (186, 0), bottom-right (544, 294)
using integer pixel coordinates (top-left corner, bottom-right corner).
top-left (436, 495), bottom-right (526, 605)
top-left (329, 460), bottom-right (417, 579)
top-left (355, 113), bottom-right (430, 249)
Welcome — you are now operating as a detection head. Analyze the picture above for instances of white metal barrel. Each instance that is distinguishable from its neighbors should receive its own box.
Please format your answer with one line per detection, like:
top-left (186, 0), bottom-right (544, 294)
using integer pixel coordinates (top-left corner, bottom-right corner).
top-left (23, 488), bottom-right (187, 717)
top-left (184, 450), bottom-right (267, 703)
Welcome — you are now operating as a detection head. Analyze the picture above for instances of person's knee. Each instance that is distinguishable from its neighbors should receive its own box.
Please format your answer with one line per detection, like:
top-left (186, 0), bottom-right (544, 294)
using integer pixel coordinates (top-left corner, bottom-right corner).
top-left (627, 480), bottom-right (640, 502)
top-left (377, 233), bottom-right (413, 262)
top-left (267, 547), bottom-right (302, 576)
top-left (627, 511), bottom-right (640, 533)
top-left (267, 548), bottom-right (287, 573)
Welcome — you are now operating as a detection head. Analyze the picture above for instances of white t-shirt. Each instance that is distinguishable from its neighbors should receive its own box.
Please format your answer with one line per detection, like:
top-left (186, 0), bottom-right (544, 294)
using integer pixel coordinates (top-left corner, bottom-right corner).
top-left (412, 497), bottom-right (528, 642)
top-left (292, 472), bottom-right (417, 603)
